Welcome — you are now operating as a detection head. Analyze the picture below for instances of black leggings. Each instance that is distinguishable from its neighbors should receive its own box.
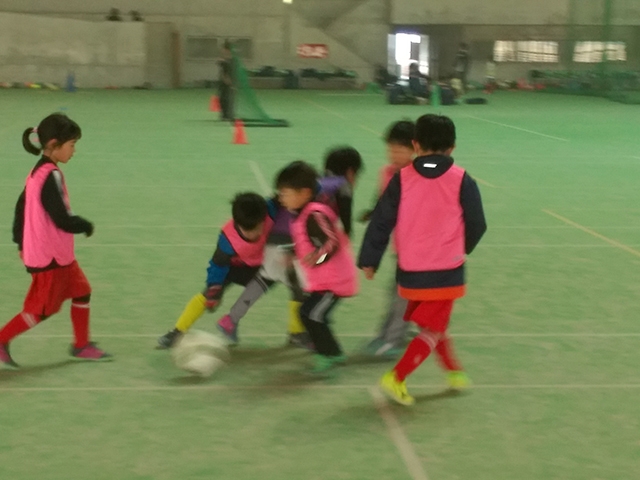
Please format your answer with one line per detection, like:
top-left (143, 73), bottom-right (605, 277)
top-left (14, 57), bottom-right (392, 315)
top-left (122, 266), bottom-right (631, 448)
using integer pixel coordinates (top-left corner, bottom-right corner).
top-left (299, 291), bottom-right (342, 356)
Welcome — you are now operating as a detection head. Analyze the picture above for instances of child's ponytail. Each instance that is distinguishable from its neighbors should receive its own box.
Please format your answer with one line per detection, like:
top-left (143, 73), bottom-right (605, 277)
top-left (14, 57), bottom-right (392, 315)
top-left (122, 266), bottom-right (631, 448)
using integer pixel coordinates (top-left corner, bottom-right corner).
top-left (22, 113), bottom-right (81, 157)
top-left (22, 127), bottom-right (41, 156)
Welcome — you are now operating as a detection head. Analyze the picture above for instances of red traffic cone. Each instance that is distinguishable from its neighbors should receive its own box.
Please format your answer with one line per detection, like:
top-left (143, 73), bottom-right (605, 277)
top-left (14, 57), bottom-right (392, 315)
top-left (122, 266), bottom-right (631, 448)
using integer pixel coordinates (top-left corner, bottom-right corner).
top-left (209, 95), bottom-right (220, 112)
top-left (233, 120), bottom-right (248, 145)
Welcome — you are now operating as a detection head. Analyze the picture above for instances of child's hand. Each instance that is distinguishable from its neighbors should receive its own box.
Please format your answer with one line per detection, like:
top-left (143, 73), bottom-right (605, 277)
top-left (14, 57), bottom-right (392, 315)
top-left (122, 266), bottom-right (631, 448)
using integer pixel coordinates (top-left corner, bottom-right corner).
top-left (84, 222), bottom-right (95, 238)
top-left (358, 209), bottom-right (372, 223)
top-left (361, 267), bottom-right (375, 280)
top-left (204, 285), bottom-right (222, 311)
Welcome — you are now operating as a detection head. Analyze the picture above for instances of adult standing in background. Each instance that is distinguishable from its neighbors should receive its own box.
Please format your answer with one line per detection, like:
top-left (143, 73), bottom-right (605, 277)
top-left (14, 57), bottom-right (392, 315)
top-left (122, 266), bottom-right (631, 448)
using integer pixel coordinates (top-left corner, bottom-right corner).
top-left (453, 43), bottom-right (470, 91)
top-left (218, 41), bottom-right (235, 122)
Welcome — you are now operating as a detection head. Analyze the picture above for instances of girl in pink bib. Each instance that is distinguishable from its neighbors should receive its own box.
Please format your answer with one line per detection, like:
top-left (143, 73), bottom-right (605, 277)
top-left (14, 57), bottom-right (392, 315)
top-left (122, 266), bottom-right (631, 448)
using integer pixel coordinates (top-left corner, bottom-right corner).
top-left (0, 113), bottom-right (111, 368)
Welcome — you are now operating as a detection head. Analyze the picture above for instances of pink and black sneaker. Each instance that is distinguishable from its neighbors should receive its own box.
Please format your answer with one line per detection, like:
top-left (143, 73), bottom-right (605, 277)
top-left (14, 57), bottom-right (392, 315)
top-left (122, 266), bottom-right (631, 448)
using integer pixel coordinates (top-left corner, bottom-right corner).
top-left (70, 342), bottom-right (113, 361)
top-left (0, 343), bottom-right (19, 369)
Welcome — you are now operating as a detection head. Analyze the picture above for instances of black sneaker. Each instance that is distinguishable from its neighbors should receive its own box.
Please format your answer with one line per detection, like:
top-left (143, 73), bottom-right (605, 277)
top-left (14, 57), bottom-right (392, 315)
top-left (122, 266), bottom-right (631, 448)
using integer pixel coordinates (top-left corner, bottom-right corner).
top-left (157, 329), bottom-right (183, 349)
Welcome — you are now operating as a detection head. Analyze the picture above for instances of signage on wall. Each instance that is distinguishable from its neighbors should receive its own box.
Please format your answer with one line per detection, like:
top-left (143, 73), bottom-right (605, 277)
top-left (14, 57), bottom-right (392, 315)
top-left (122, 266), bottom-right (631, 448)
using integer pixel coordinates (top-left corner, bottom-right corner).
top-left (297, 44), bottom-right (329, 59)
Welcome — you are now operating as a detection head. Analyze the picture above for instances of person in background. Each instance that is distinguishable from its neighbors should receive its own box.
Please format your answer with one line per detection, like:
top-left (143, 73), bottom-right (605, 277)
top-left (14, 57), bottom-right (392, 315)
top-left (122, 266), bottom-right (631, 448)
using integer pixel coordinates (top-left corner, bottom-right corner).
top-left (218, 41), bottom-right (235, 122)
top-left (408, 63), bottom-right (429, 100)
top-left (485, 56), bottom-right (497, 94)
top-left (453, 43), bottom-right (471, 92)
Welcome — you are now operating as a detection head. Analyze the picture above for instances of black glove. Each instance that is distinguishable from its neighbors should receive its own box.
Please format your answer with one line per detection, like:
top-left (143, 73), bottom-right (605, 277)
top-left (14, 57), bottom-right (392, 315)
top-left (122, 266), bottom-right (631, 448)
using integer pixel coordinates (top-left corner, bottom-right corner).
top-left (204, 285), bottom-right (223, 311)
top-left (84, 221), bottom-right (94, 238)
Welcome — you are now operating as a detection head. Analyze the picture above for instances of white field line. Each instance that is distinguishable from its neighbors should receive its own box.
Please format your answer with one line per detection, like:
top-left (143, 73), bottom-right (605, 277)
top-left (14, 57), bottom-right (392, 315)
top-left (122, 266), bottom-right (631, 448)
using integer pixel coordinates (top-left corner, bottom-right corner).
top-left (370, 387), bottom-right (430, 480)
top-left (248, 160), bottom-right (271, 195)
top-left (20, 332), bottom-right (640, 339)
top-left (1, 384), bottom-right (640, 393)
top-left (462, 114), bottom-right (570, 141)
top-left (543, 209), bottom-right (640, 259)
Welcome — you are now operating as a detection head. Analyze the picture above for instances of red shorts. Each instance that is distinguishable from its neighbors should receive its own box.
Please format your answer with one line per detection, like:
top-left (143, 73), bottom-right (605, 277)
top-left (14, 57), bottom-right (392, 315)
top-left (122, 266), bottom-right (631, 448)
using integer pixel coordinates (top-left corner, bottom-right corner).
top-left (404, 299), bottom-right (454, 333)
top-left (23, 261), bottom-right (91, 317)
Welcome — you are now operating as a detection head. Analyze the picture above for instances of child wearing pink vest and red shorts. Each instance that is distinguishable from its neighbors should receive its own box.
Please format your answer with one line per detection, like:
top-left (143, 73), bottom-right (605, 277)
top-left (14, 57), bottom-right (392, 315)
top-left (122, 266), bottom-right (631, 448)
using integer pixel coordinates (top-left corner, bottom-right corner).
top-left (359, 114), bottom-right (487, 405)
top-left (0, 113), bottom-right (111, 368)
top-left (276, 161), bottom-right (358, 374)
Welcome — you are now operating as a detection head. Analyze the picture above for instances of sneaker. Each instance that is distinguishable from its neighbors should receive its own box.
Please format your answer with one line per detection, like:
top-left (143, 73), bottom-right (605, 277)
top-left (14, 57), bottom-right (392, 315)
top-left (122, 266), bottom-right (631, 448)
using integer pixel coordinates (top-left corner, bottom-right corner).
top-left (70, 342), bottom-right (113, 361)
top-left (362, 338), bottom-right (403, 359)
top-left (447, 371), bottom-right (471, 391)
top-left (379, 370), bottom-right (415, 406)
top-left (216, 315), bottom-right (238, 344)
top-left (287, 332), bottom-right (314, 351)
top-left (157, 329), bottom-right (183, 349)
top-left (311, 354), bottom-right (345, 374)
top-left (0, 343), bottom-right (19, 369)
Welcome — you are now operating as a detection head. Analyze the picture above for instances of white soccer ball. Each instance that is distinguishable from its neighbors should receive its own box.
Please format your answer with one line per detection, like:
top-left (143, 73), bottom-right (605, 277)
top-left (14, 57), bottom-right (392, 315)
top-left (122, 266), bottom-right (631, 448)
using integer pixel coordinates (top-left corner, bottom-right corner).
top-left (171, 330), bottom-right (229, 377)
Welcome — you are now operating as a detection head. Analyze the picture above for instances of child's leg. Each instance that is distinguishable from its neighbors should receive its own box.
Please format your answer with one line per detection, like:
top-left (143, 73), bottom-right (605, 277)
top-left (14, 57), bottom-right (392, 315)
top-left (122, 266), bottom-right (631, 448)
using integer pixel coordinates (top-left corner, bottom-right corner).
top-left (225, 274), bottom-right (274, 326)
top-left (380, 288), bottom-right (410, 345)
top-left (70, 294), bottom-right (91, 349)
top-left (158, 292), bottom-right (208, 348)
top-left (0, 312), bottom-right (43, 344)
top-left (66, 263), bottom-right (110, 360)
top-left (391, 299), bottom-right (454, 382)
top-left (393, 328), bottom-right (441, 381)
top-left (215, 266), bottom-right (266, 343)
top-left (299, 292), bottom-right (342, 357)
top-left (1, 267), bottom-right (67, 348)
top-left (434, 333), bottom-right (463, 372)
top-left (367, 279), bottom-right (409, 355)
top-left (0, 312), bottom-right (42, 367)
top-left (285, 261), bottom-right (306, 336)
top-left (175, 292), bottom-right (208, 332)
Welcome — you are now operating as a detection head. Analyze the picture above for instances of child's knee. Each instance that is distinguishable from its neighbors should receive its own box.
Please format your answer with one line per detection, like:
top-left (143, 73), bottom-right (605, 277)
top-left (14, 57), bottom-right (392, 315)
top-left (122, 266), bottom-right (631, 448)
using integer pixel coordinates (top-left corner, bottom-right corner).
top-left (72, 293), bottom-right (91, 303)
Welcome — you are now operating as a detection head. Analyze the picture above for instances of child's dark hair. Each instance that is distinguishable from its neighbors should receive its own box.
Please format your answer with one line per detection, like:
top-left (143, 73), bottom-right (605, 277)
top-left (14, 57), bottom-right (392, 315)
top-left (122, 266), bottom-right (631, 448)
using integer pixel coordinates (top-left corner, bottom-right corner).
top-left (22, 113), bottom-right (82, 156)
top-left (231, 192), bottom-right (268, 230)
top-left (275, 160), bottom-right (318, 191)
top-left (415, 114), bottom-right (456, 153)
top-left (324, 146), bottom-right (363, 176)
top-left (385, 120), bottom-right (415, 149)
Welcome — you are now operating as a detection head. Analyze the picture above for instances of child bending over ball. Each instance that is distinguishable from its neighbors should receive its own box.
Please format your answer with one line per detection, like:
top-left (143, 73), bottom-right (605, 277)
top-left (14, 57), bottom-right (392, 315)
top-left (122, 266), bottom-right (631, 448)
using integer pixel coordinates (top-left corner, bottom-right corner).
top-left (216, 147), bottom-right (363, 348)
top-left (157, 193), bottom-right (274, 348)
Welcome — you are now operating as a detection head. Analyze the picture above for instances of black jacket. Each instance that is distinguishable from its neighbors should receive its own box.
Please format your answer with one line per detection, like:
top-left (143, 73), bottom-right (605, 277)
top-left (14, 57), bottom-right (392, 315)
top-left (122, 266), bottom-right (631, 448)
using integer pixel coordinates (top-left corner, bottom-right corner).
top-left (358, 154), bottom-right (487, 290)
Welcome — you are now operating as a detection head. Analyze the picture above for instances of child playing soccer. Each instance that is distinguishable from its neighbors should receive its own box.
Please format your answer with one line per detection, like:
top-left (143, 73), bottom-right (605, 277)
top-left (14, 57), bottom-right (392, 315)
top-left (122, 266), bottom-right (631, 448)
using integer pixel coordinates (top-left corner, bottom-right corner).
top-left (359, 114), bottom-right (487, 405)
top-left (0, 113), bottom-right (111, 368)
top-left (157, 193), bottom-right (273, 348)
top-left (217, 147), bottom-right (363, 346)
top-left (317, 146), bottom-right (363, 237)
top-left (360, 120), bottom-right (415, 358)
top-left (277, 161), bottom-right (358, 373)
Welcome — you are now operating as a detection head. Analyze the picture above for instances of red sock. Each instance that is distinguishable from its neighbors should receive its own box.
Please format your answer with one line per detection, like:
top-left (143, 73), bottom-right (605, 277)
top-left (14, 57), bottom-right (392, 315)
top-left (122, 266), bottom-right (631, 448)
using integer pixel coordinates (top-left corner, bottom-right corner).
top-left (71, 301), bottom-right (90, 349)
top-left (0, 312), bottom-right (41, 344)
top-left (434, 335), bottom-right (462, 372)
top-left (393, 330), bottom-right (439, 382)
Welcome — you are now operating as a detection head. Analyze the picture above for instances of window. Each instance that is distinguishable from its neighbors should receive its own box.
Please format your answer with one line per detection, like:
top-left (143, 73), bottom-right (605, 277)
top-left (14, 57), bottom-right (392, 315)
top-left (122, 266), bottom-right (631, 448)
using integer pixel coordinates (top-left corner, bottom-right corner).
top-left (573, 41), bottom-right (626, 63)
top-left (494, 41), bottom-right (559, 63)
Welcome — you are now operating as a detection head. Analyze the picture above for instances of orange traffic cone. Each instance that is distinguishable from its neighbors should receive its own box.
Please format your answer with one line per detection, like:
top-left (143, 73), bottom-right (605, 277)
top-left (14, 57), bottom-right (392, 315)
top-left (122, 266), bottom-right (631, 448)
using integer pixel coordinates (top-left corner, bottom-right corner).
top-left (209, 95), bottom-right (220, 112)
top-left (233, 120), bottom-right (248, 145)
